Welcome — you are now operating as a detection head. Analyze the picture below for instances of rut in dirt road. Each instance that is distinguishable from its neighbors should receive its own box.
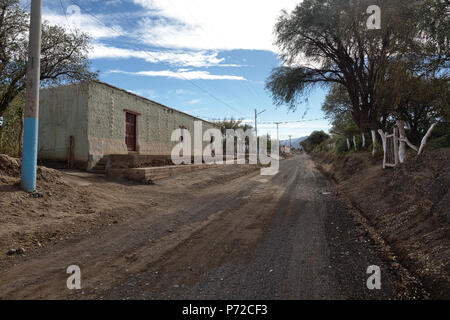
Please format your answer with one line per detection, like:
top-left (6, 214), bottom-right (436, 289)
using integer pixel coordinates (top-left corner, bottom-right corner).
top-left (105, 155), bottom-right (403, 300)
top-left (0, 155), bottom-right (414, 299)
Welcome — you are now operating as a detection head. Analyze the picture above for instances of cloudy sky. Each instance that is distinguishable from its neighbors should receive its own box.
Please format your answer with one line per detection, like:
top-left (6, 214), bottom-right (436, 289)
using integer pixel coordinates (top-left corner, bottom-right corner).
top-left (26, 0), bottom-right (331, 139)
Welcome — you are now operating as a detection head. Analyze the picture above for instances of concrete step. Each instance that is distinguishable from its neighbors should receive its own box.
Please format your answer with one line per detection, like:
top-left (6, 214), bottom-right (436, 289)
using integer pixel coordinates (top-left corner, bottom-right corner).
top-left (89, 169), bottom-right (107, 175)
top-left (107, 164), bottom-right (220, 182)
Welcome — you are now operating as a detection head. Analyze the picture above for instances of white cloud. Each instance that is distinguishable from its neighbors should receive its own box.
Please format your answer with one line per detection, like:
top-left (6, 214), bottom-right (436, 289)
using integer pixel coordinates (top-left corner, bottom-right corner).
top-left (128, 89), bottom-right (158, 99)
top-left (89, 43), bottom-right (243, 68)
top-left (188, 99), bottom-right (201, 105)
top-left (133, 0), bottom-right (301, 51)
top-left (109, 69), bottom-right (247, 81)
top-left (43, 9), bottom-right (124, 39)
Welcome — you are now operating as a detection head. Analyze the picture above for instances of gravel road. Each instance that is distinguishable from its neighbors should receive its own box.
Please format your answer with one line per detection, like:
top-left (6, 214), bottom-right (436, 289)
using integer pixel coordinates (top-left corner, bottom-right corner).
top-left (0, 155), bottom-right (411, 299)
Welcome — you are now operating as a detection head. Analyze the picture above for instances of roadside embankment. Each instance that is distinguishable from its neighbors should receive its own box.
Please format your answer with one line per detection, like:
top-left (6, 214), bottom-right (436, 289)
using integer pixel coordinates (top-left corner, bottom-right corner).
top-left (313, 149), bottom-right (450, 299)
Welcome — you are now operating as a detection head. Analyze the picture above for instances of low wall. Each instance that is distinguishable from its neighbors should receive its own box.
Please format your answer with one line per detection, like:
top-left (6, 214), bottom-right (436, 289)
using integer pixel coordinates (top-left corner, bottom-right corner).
top-left (107, 164), bottom-right (220, 182)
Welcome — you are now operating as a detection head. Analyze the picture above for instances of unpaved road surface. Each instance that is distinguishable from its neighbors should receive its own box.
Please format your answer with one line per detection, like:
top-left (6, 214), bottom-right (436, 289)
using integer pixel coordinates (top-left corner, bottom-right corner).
top-left (0, 155), bottom-right (420, 299)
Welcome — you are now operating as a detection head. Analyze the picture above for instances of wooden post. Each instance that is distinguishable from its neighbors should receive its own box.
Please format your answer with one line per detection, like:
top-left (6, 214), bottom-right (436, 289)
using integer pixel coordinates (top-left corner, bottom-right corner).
top-left (397, 120), bottom-right (406, 163)
top-left (378, 129), bottom-right (386, 169)
top-left (371, 130), bottom-right (377, 156)
top-left (393, 127), bottom-right (399, 166)
top-left (418, 123), bottom-right (437, 156)
top-left (68, 136), bottom-right (75, 169)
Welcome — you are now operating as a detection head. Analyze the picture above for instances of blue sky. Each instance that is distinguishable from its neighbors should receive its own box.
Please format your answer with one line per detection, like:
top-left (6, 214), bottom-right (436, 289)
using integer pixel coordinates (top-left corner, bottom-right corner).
top-left (32, 0), bottom-right (331, 140)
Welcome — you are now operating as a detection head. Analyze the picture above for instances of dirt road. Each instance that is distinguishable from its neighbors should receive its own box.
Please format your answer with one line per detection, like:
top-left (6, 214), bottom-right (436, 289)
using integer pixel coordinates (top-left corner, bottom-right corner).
top-left (0, 155), bottom-right (423, 299)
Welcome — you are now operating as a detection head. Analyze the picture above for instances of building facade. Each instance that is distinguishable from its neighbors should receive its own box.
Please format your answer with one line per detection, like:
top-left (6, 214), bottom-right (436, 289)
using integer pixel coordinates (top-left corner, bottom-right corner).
top-left (38, 81), bottom-right (218, 170)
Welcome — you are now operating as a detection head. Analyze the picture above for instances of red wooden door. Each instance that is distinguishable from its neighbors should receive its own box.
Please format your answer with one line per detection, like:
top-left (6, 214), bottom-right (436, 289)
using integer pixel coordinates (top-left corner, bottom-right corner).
top-left (125, 112), bottom-right (137, 152)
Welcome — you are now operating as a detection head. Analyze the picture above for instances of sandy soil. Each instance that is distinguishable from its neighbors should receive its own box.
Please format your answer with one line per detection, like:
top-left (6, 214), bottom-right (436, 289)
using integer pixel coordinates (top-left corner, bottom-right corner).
top-left (0, 154), bottom-right (259, 263)
top-left (0, 154), bottom-right (427, 300)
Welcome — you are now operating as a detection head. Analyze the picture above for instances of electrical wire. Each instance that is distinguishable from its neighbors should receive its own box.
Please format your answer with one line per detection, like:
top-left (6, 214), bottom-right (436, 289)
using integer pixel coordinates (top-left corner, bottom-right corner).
top-left (66, 0), bottom-right (251, 118)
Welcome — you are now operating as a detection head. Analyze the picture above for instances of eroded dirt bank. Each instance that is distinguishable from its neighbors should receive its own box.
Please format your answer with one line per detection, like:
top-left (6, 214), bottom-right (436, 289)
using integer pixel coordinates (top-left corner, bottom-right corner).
top-left (314, 149), bottom-right (450, 299)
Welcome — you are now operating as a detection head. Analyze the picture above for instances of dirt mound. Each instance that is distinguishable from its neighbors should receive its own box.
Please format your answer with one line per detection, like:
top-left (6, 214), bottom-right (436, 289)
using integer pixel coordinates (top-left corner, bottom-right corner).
top-left (0, 154), bottom-right (22, 178)
top-left (0, 154), bottom-right (63, 184)
top-left (315, 148), bottom-right (450, 299)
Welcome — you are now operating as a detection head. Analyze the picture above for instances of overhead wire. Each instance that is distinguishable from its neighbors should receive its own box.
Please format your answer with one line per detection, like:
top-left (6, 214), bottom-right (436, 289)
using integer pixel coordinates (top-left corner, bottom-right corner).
top-left (66, 0), bottom-right (249, 118)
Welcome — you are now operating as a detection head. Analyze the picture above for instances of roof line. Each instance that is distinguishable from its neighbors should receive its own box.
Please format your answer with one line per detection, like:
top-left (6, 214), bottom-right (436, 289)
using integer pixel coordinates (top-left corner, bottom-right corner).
top-left (89, 80), bottom-right (218, 127)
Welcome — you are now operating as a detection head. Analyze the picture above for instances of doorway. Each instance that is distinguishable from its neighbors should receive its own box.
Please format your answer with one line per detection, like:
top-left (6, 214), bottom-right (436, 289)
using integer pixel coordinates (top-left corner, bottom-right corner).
top-left (125, 112), bottom-right (137, 152)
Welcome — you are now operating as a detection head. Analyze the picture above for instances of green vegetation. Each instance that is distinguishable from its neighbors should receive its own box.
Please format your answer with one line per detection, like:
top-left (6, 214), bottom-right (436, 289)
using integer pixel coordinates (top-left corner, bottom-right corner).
top-left (0, 0), bottom-right (97, 156)
top-left (0, 93), bottom-right (24, 156)
top-left (300, 131), bottom-right (330, 153)
top-left (267, 0), bottom-right (449, 157)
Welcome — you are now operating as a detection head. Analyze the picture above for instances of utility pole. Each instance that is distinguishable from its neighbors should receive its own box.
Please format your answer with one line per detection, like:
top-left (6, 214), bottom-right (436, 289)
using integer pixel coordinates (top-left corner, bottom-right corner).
top-left (254, 108), bottom-right (266, 155)
top-left (289, 135), bottom-right (292, 150)
top-left (21, 0), bottom-right (42, 192)
top-left (274, 122), bottom-right (282, 142)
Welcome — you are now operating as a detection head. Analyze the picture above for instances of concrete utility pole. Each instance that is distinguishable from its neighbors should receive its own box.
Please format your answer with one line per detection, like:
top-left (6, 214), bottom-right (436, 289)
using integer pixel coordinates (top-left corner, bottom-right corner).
top-left (289, 135), bottom-right (292, 149)
top-left (21, 0), bottom-right (42, 192)
top-left (254, 108), bottom-right (266, 154)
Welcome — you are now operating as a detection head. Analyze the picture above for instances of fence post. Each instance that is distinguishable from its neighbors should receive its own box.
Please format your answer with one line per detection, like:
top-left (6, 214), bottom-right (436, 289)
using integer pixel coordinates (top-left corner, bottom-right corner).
top-left (371, 130), bottom-right (377, 156)
top-left (393, 127), bottom-right (399, 166)
top-left (378, 130), bottom-right (386, 169)
top-left (396, 120), bottom-right (407, 163)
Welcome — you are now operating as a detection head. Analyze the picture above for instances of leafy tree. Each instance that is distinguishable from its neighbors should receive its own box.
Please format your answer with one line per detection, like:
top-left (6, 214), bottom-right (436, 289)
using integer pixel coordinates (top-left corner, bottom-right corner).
top-left (0, 0), bottom-right (97, 117)
top-left (301, 130), bottom-right (330, 152)
top-left (321, 83), bottom-right (358, 136)
top-left (0, 92), bottom-right (24, 156)
top-left (215, 117), bottom-right (253, 135)
top-left (393, 76), bottom-right (449, 144)
top-left (266, 0), bottom-right (447, 133)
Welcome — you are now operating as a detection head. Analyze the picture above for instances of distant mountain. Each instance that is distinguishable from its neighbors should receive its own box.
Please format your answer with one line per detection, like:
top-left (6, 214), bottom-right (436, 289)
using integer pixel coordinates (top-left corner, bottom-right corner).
top-left (280, 137), bottom-right (308, 149)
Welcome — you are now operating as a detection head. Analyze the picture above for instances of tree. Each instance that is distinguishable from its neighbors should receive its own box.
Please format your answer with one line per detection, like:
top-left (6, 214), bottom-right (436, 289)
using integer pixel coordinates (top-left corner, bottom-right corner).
top-left (215, 117), bottom-right (253, 135)
top-left (301, 130), bottom-right (330, 152)
top-left (266, 0), bottom-right (446, 133)
top-left (393, 76), bottom-right (449, 144)
top-left (321, 83), bottom-right (356, 136)
top-left (0, 0), bottom-right (97, 117)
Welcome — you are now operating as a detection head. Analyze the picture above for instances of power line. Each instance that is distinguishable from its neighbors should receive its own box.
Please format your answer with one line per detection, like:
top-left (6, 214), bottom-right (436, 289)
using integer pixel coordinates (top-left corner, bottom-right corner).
top-left (165, 0), bottom-right (267, 107)
top-left (66, 0), bottom-right (249, 118)
top-left (257, 118), bottom-right (326, 125)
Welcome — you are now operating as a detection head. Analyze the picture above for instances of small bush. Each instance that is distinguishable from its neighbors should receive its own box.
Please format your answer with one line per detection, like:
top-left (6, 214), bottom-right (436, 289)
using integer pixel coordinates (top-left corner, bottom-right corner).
top-left (0, 95), bottom-right (24, 157)
top-left (427, 123), bottom-right (450, 150)
top-left (335, 137), bottom-right (349, 156)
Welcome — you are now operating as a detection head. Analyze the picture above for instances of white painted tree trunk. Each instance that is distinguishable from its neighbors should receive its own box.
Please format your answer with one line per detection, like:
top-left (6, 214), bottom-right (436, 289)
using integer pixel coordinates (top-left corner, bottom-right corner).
top-left (378, 130), bottom-right (387, 169)
top-left (353, 136), bottom-right (357, 151)
top-left (418, 123), bottom-right (437, 155)
top-left (347, 138), bottom-right (350, 151)
top-left (397, 120), bottom-right (407, 163)
top-left (362, 133), bottom-right (366, 148)
top-left (371, 130), bottom-right (377, 156)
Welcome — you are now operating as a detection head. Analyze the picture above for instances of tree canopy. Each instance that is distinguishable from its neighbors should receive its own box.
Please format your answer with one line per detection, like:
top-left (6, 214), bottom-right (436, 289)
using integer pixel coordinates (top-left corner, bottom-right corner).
top-left (266, 0), bottom-right (449, 133)
top-left (0, 0), bottom-right (97, 116)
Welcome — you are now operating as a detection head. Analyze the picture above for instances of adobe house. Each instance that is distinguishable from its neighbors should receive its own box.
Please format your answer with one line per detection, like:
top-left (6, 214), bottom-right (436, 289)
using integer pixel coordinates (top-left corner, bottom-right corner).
top-left (38, 81), bottom-right (218, 171)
